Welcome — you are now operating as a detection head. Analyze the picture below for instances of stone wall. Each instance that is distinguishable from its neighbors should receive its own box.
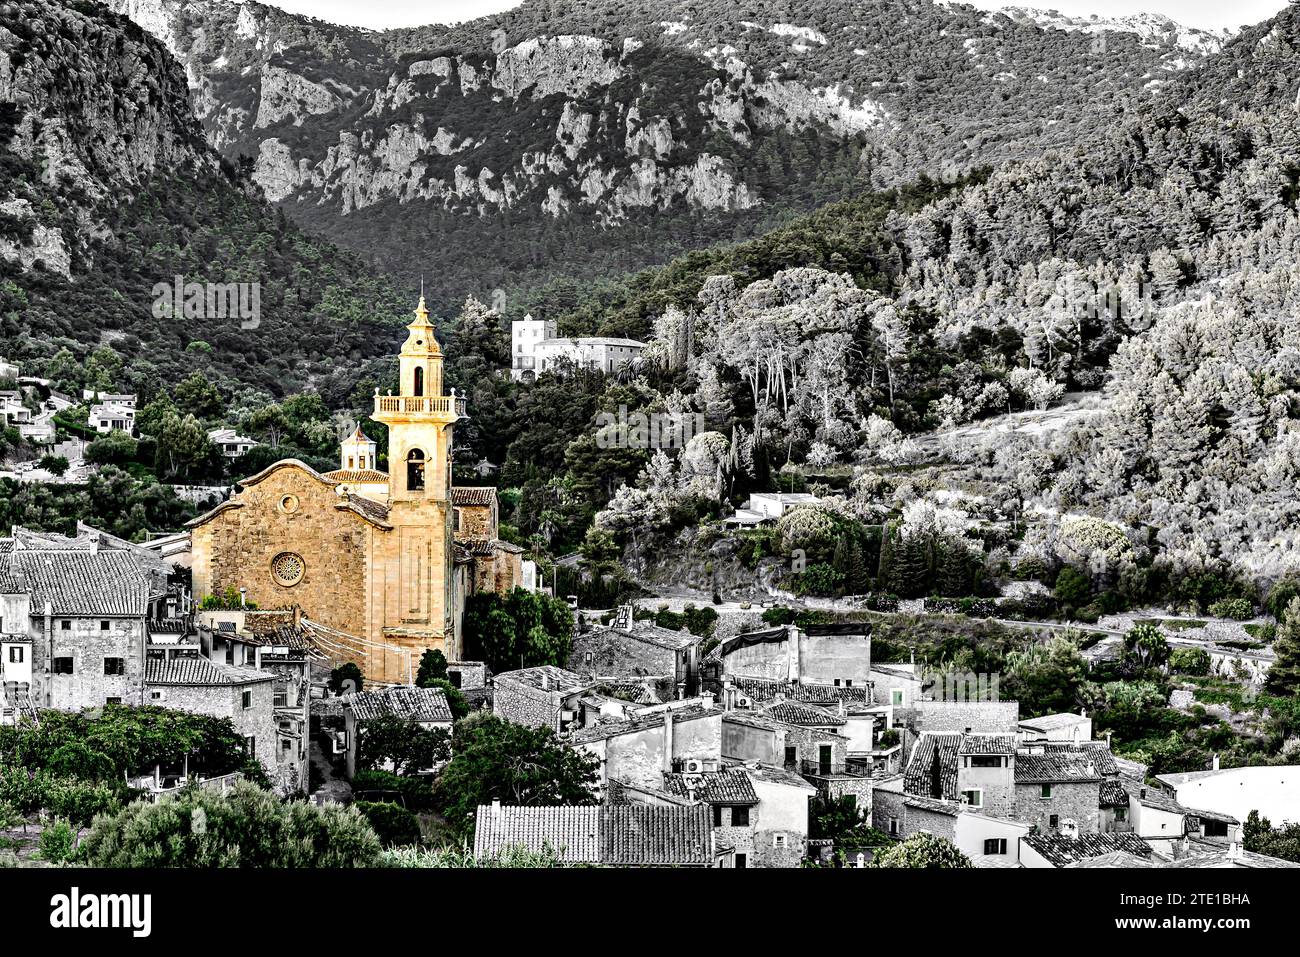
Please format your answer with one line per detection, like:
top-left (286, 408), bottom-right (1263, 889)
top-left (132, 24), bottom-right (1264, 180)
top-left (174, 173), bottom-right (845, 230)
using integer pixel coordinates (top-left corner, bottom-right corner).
top-left (493, 677), bottom-right (562, 730)
top-left (148, 679), bottom-right (280, 784)
top-left (916, 700), bottom-right (1019, 734)
top-left (1014, 781), bottom-right (1101, 834)
top-left (33, 615), bottom-right (144, 710)
top-left (569, 629), bottom-right (678, 678)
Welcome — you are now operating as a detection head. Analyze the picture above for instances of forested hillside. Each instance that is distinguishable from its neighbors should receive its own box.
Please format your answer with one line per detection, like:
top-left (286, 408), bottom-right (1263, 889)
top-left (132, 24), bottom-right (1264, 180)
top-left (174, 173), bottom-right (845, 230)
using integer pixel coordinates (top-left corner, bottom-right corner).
top-left (0, 0), bottom-right (408, 402)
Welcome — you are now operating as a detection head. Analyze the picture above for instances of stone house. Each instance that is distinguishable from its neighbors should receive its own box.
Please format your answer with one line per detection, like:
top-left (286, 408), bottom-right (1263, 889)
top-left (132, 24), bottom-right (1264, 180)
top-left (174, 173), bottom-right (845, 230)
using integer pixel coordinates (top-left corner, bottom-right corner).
top-left (342, 685), bottom-right (453, 779)
top-left (144, 657), bottom-right (279, 784)
top-left (722, 709), bottom-right (870, 809)
top-left (1013, 747), bottom-right (1105, 836)
top-left (903, 732), bottom-right (1019, 818)
top-left (662, 768), bottom-right (761, 867)
top-left (0, 543), bottom-right (157, 713)
top-left (743, 763), bottom-right (818, 867)
top-left (569, 622), bottom-right (702, 697)
top-left (871, 779), bottom-right (1031, 866)
top-left (716, 622), bottom-right (871, 686)
top-left (566, 704), bottom-right (724, 790)
top-left (493, 665), bottom-right (594, 732)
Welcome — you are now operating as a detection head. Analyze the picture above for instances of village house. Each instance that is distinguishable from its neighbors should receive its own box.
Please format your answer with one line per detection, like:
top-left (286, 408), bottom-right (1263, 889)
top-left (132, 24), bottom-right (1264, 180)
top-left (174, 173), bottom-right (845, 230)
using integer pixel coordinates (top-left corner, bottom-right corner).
top-left (569, 615), bottom-right (703, 698)
top-left (566, 703), bottom-right (724, 790)
top-left (508, 314), bottom-right (647, 381)
top-left (473, 800), bottom-right (715, 866)
top-left (341, 685), bottom-right (453, 778)
top-left (207, 427), bottom-right (257, 458)
top-left (493, 665), bottom-right (595, 733)
top-left (85, 391), bottom-right (137, 434)
top-left (870, 776), bottom-right (1032, 867)
top-left (143, 657), bottom-right (280, 787)
top-left (723, 492), bottom-right (823, 527)
top-left (1019, 711), bottom-right (1093, 743)
top-left (1151, 763), bottom-right (1300, 827)
top-left (715, 621), bottom-right (871, 687)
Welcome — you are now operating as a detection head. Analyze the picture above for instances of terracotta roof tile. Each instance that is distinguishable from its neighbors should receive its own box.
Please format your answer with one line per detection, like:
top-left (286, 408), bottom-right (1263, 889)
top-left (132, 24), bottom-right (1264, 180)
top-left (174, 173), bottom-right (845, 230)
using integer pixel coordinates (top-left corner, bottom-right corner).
top-left (344, 686), bottom-right (452, 723)
top-left (662, 769), bottom-right (759, 805)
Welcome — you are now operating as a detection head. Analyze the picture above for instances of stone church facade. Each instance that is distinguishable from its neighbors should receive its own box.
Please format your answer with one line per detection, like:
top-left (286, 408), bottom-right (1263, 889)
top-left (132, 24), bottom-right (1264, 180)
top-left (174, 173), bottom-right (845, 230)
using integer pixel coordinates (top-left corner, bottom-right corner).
top-left (188, 297), bottom-right (521, 684)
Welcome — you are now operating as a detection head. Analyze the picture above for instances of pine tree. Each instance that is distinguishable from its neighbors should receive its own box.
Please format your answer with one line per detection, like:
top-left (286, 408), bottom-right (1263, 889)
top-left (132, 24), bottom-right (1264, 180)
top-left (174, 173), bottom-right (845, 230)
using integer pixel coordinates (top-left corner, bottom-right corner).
top-left (1265, 598), bottom-right (1300, 697)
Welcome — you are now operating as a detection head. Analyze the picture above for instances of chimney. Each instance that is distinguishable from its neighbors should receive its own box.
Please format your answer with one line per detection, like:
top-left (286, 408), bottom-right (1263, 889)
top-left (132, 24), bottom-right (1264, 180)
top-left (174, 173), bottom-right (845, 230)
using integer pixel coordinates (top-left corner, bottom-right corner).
top-left (663, 709), bottom-right (674, 773)
top-left (491, 799), bottom-right (501, 817)
top-left (787, 624), bottom-right (801, 682)
top-left (1228, 841), bottom-right (1242, 860)
top-left (541, 671), bottom-right (551, 692)
top-left (1212, 753), bottom-right (1220, 771)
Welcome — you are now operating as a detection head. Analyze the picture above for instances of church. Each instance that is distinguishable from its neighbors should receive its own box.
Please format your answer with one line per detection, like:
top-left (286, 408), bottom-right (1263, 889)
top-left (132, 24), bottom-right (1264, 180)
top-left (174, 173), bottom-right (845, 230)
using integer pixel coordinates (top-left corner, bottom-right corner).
top-left (187, 297), bottom-right (522, 684)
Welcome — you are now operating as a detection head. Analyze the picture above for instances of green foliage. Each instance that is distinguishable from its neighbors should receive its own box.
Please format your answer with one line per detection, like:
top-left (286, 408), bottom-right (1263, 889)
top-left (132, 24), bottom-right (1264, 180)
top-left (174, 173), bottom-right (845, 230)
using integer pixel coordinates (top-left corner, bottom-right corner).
top-left (355, 801), bottom-right (423, 848)
top-left (381, 843), bottom-right (584, 868)
top-left (351, 769), bottom-right (435, 812)
top-left (1244, 810), bottom-right (1300, 863)
top-left (415, 649), bottom-right (448, 688)
top-left (809, 795), bottom-right (888, 847)
top-left (198, 586), bottom-right (257, 611)
top-left (424, 679), bottom-right (470, 720)
top-left (1265, 598), bottom-right (1300, 697)
top-left (1003, 636), bottom-right (1089, 718)
top-left (1120, 623), bottom-right (1170, 676)
top-left (1266, 577), bottom-right (1300, 622)
top-left (1209, 598), bottom-right (1254, 620)
top-left (1053, 565), bottom-right (1092, 608)
top-left (462, 587), bottom-right (575, 675)
top-left (38, 818), bottom-right (76, 863)
top-left (76, 782), bottom-right (383, 867)
top-left (791, 562), bottom-right (844, 597)
top-left (1169, 646), bottom-right (1211, 676)
top-left (328, 662), bottom-right (364, 696)
top-left (432, 714), bottom-right (598, 839)
top-left (868, 832), bottom-right (972, 868)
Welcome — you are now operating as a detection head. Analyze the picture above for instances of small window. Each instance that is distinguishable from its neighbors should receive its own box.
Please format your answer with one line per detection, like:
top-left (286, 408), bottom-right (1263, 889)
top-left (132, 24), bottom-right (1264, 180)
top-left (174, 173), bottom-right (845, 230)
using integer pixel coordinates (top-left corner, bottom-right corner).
top-left (1115, 807), bottom-right (1128, 822)
top-left (732, 806), bottom-right (750, 827)
top-left (784, 746), bottom-right (797, 767)
top-left (970, 755), bottom-right (1002, 768)
top-left (735, 853), bottom-right (747, 869)
top-left (105, 697), bottom-right (121, 705)
top-left (891, 689), bottom-right (904, 706)
top-left (845, 679), bottom-right (853, 687)
top-left (52, 657), bottom-right (73, 675)
top-left (100, 620), bottom-right (110, 631)
top-left (962, 789), bottom-right (982, 808)
top-left (60, 620), bottom-right (71, 631)
top-left (889, 818), bottom-right (899, 836)
top-left (7, 646), bottom-right (23, 664)
top-left (773, 834), bottom-right (787, 848)
top-left (245, 735), bottom-right (256, 756)
top-left (1049, 814), bottom-right (1060, 829)
top-left (1040, 784), bottom-right (1053, 799)
top-left (983, 838), bottom-right (1007, 855)
top-left (242, 690), bottom-right (252, 710)
top-left (150, 690), bottom-right (165, 701)
top-left (103, 657), bottom-right (125, 676)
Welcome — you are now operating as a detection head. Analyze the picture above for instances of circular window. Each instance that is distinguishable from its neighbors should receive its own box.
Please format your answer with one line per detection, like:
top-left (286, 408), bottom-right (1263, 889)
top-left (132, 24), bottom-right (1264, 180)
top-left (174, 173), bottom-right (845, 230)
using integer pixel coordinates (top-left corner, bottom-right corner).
top-left (271, 552), bottom-right (305, 587)
top-left (278, 494), bottom-right (299, 514)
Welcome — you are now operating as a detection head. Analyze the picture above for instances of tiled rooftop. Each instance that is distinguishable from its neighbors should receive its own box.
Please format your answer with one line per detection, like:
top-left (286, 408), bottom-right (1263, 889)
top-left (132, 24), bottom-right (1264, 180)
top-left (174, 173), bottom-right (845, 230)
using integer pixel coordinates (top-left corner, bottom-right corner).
top-left (473, 803), bottom-right (712, 866)
top-left (1024, 832), bottom-right (1154, 867)
top-left (345, 686), bottom-right (452, 723)
top-left (145, 658), bottom-right (274, 687)
top-left (662, 769), bottom-right (759, 805)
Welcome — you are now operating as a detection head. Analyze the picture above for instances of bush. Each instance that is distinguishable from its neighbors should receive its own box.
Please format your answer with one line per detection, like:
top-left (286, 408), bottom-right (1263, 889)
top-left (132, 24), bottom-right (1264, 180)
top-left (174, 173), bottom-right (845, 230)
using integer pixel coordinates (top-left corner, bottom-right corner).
top-left (791, 563), bottom-right (843, 597)
top-left (1209, 598), bottom-right (1254, 620)
top-left (1054, 566), bottom-right (1092, 607)
top-left (38, 819), bottom-right (76, 864)
top-left (355, 801), bottom-right (423, 848)
top-left (76, 781), bottom-right (382, 867)
top-left (351, 769), bottom-right (435, 811)
top-left (1169, 646), bottom-right (1211, 676)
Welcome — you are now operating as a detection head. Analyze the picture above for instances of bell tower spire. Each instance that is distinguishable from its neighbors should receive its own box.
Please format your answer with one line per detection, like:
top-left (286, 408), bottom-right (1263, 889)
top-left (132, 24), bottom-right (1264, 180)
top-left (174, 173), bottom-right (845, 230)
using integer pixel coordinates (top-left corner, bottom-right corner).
top-left (372, 296), bottom-right (464, 503)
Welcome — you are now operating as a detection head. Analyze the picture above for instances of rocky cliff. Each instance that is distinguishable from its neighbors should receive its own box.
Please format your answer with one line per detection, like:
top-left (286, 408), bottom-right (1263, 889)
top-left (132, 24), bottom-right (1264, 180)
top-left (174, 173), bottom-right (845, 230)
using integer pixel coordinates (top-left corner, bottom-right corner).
top-left (104, 0), bottom-right (1220, 314)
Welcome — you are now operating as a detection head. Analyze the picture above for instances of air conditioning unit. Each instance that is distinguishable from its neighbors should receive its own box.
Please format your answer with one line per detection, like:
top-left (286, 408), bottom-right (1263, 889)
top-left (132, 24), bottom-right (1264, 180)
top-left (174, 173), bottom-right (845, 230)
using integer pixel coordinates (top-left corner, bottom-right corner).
top-left (683, 759), bottom-right (705, 774)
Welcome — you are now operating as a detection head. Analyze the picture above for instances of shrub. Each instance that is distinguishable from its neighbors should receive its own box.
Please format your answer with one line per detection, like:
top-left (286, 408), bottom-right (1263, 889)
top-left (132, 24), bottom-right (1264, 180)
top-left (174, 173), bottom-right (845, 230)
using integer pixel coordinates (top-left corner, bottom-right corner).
top-left (38, 818), bottom-right (76, 864)
top-left (791, 563), bottom-right (843, 597)
top-left (355, 801), bottom-right (423, 848)
top-left (1054, 565), bottom-right (1092, 607)
top-left (1169, 646), bottom-right (1211, 676)
top-left (76, 781), bottom-right (382, 867)
top-left (1209, 598), bottom-right (1254, 620)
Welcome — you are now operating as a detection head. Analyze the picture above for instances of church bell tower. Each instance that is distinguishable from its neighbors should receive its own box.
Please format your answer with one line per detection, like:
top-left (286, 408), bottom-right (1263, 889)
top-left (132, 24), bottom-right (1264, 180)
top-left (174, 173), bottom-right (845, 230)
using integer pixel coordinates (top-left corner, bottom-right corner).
top-left (368, 295), bottom-right (466, 667)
